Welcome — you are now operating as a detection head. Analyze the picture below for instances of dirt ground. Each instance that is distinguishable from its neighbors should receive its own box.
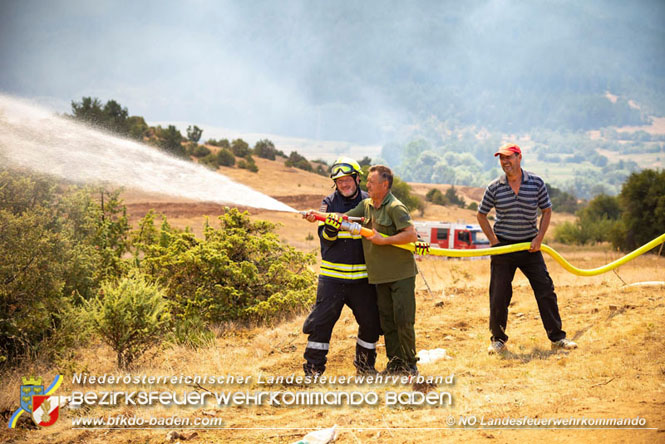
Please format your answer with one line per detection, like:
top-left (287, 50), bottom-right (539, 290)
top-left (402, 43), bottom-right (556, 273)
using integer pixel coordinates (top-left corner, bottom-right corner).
top-left (2, 250), bottom-right (663, 443)
top-left (2, 158), bottom-right (663, 443)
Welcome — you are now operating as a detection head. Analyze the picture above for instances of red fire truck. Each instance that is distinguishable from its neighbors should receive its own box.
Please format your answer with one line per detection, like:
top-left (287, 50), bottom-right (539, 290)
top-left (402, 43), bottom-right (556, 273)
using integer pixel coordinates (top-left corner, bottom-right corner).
top-left (414, 221), bottom-right (490, 251)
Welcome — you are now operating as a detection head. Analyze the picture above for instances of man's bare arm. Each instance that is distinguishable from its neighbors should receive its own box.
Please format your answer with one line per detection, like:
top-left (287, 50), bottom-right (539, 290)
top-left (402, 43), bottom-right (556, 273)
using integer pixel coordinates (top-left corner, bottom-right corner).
top-left (530, 207), bottom-right (552, 252)
top-left (477, 212), bottom-right (499, 246)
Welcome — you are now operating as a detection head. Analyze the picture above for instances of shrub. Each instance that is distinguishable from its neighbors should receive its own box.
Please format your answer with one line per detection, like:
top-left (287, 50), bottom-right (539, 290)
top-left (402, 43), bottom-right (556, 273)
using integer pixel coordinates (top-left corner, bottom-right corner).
top-left (426, 186), bottom-right (465, 208)
top-left (285, 151), bottom-right (312, 171)
top-left (87, 273), bottom-right (171, 368)
top-left (70, 97), bottom-right (129, 135)
top-left (254, 139), bottom-right (277, 160)
top-left (547, 184), bottom-right (580, 214)
top-left (216, 148), bottom-right (236, 167)
top-left (191, 144), bottom-right (211, 158)
top-left (207, 138), bottom-right (230, 148)
top-left (553, 220), bottom-right (580, 245)
top-left (199, 149), bottom-right (235, 169)
top-left (391, 177), bottom-right (425, 215)
top-left (445, 186), bottom-right (466, 208)
top-left (244, 289), bottom-right (314, 324)
top-left (134, 208), bottom-right (317, 325)
top-left (155, 125), bottom-right (186, 157)
top-left (358, 166), bottom-right (423, 214)
top-left (127, 116), bottom-right (149, 141)
top-left (554, 194), bottom-right (621, 245)
top-left (426, 188), bottom-right (448, 205)
top-left (171, 315), bottom-right (215, 349)
top-left (231, 139), bottom-right (251, 157)
top-left (0, 170), bottom-right (130, 363)
top-left (199, 153), bottom-right (219, 169)
top-left (238, 156), bottom-right (258, 172)
top-left (612, 169), bottom-right (665, 252)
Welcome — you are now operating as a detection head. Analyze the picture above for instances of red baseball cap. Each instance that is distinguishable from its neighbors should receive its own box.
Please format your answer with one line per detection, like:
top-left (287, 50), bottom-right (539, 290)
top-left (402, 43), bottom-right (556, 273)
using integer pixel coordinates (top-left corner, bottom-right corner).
top-left (494, 143), bottom-right (522, 157)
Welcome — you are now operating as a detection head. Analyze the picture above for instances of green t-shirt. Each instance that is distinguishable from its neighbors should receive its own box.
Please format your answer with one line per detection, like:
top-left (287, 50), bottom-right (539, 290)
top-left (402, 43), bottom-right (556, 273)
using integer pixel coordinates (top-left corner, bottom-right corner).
top-left (347, 192), bottom-right (417, 284)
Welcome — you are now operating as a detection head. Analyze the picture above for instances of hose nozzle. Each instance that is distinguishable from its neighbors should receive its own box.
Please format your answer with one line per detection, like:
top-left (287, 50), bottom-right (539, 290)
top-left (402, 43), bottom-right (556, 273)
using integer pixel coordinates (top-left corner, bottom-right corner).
top-left (299, 210), bottom-right (364, 223)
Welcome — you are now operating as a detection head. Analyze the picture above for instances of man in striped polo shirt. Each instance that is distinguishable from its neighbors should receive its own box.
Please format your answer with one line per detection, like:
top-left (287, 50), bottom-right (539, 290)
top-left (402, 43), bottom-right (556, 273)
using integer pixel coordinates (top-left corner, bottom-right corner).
top-left (477, 143), bottom-right (577, 354)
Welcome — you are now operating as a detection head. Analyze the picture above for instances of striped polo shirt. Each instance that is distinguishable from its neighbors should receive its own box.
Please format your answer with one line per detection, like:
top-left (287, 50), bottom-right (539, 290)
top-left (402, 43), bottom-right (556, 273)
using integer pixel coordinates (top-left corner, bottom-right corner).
top-left (478, 169), bottom-right (552, 241)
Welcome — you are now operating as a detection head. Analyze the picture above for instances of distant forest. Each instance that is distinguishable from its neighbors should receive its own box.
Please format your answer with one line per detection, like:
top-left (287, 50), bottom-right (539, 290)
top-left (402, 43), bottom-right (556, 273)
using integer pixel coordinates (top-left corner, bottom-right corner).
top-left (380, 120), bottom-right (665, 199)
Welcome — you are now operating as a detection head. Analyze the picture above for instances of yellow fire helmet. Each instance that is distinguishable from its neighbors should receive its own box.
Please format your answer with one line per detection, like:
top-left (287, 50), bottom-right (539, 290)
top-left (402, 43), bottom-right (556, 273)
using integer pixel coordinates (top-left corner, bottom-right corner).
top-left (330, 157), bottom-right (362, 180)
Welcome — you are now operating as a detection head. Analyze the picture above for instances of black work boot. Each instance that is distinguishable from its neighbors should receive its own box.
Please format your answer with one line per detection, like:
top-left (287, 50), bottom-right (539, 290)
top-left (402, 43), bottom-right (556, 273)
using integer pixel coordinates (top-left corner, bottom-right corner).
top-left (380, 357), bottom-right (419, 376)
top-left (354, 344), bottom-right (378, 375)
top-left (380, 357), bottom-right (407, 376)
top-left (303, 363), bottom-right (324, 377)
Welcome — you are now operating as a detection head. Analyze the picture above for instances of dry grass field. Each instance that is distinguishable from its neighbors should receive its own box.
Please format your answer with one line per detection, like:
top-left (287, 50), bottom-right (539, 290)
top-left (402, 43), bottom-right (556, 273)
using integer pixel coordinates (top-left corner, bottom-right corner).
top-left (2, 157), bottom-right (663, 443)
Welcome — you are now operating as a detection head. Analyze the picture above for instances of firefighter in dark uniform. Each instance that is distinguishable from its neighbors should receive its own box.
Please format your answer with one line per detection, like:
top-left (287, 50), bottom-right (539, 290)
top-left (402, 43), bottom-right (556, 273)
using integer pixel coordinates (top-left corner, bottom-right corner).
top-left (302, 157), bottom-right (382, 376)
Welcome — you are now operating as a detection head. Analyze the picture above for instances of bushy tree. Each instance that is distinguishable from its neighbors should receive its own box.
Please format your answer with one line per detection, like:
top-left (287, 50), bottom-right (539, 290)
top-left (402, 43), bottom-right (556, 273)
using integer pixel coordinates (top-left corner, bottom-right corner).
top-left (187, 125), bottom-right (203, 143)
top-left (426, 186), bottom-right (464, 207)
top-left (254, 139), bottom-right (277, 160)
top-left (0, 170), bottom-right (130, 363)
top-left (191, 144), bottom-right (211, 158)
top-left (207, 138), bottom-right (230, 148)
top-left (582, 194), bottom-right (621, 220)
top-left (103, 100), bottom-right (129, 134)
top-left (231, 138), bottom-right (251, 157)
top-left (547, 184), bottom-right (580, 214)
top-left (70, 97), bottom-right (105, 127)
top-left (0, 175), bottom-right (70, 362)
top-left (216, 148), bottom-right (236, 167)
top-left (611, 169), bottom-right (665, 252)
top-left (554, 194), bottom-right (621, 245)
top-left (445, 186), bottom-right (466, 207)
top-left (71, 97), bottom-right (130, 135)
top-left (157, 125), bottom-right (186, 157)
top-left (426, 188), bottom-right (448, 206)
top-left (391, 177), bottom-right (424, 215)
top-left (127, 116), bottom-right (149, 140)
top-left (285, 151), bottom-right (312, 171)
top-left (200, 148), bottom-right (236, 169)
top-left (238, 156), bottom-right (259, 172)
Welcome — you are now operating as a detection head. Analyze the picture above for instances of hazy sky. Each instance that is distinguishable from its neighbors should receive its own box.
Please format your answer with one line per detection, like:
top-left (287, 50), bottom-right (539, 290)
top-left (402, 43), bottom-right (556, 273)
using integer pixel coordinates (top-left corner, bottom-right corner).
top-left (1, 0), bottom-right (663, 144)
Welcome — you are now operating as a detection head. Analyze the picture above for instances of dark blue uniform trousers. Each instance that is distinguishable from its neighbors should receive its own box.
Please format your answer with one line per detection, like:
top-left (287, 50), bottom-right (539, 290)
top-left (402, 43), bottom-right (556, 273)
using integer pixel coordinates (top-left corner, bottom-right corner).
top-left (303, 277), bottom-right (381, 373)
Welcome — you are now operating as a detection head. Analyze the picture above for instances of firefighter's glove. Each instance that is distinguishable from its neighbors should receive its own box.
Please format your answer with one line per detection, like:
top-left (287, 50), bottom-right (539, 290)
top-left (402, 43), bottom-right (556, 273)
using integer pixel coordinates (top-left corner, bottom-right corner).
top-left (415, 240), bottom-right (430, 256)
top-left (323, 213), bottom-right (342, 240)
top-left (347, 222), bottom-right (362, 236)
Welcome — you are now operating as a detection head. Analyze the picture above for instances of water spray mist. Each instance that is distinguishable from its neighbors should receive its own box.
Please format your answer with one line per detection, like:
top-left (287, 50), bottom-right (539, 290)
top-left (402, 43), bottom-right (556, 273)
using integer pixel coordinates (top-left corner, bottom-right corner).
top-left (0, 94), bottom-right (297, 213)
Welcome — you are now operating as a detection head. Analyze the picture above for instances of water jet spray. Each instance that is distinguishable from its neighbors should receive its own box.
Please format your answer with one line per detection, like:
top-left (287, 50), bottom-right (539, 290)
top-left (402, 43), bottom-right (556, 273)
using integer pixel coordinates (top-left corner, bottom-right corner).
top-left (0, 94), bottom-right (297, 213)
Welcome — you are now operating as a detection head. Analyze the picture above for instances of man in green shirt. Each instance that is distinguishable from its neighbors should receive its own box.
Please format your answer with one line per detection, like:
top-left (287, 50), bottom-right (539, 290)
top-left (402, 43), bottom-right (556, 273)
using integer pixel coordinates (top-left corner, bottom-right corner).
top-left (346, 165), bottom-right (419, 375)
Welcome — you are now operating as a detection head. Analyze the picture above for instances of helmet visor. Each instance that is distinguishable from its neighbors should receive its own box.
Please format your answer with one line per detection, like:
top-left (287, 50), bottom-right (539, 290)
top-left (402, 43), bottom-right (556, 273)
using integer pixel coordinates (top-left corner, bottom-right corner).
top-left (330, 163), bottom-right (357, 179)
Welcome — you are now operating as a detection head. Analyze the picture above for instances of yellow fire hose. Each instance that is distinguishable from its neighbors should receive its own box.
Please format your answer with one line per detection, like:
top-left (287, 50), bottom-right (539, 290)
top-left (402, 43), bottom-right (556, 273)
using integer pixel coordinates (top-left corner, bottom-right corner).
top-left (305, 212), bottom-right (665, 276)
top-left (389, 232), bottom-right (665, 277)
